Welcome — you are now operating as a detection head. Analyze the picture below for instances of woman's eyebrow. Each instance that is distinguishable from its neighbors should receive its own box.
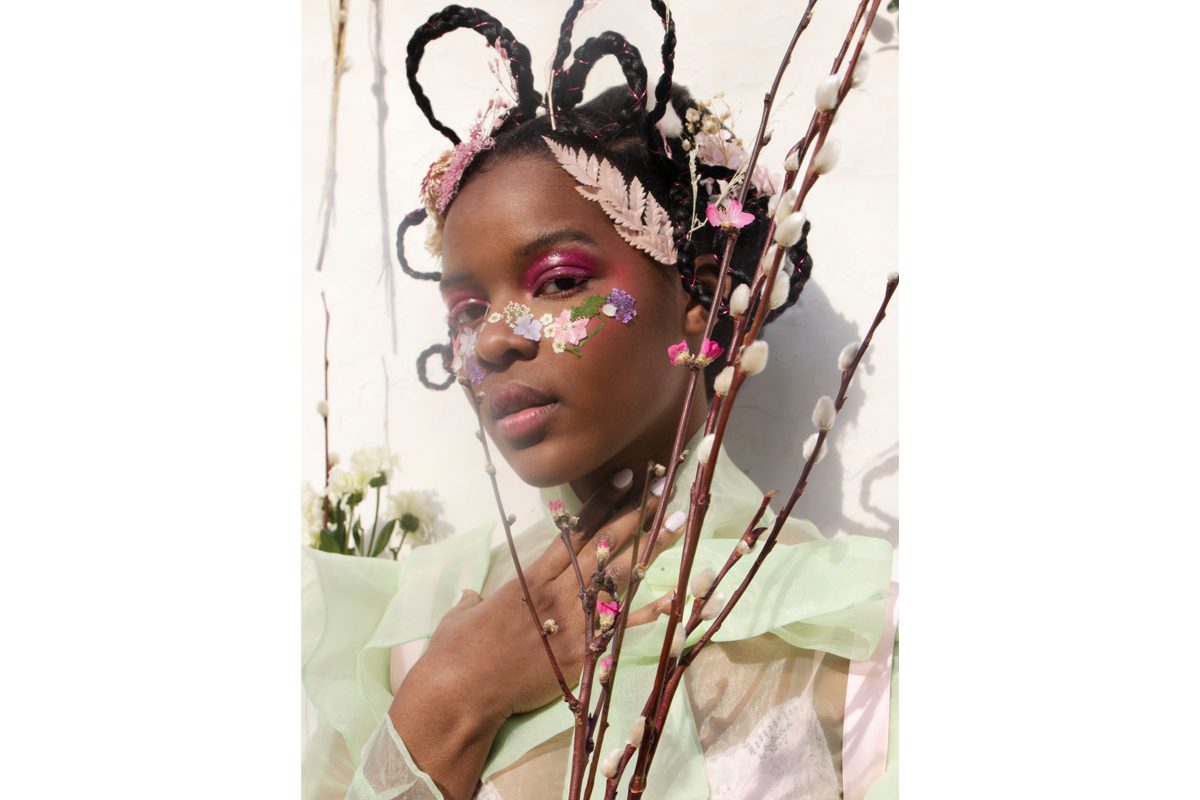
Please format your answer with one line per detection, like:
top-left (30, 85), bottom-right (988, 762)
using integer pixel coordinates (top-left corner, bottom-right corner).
top-left (515, 228), bottom-right (598, 261)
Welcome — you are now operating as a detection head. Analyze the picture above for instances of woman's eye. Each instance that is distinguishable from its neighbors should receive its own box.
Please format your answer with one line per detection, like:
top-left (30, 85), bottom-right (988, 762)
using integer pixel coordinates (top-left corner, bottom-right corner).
top-left (448, 300), bottom-right (489, 330)
top-left (536, 274), bottom-right (589, 297)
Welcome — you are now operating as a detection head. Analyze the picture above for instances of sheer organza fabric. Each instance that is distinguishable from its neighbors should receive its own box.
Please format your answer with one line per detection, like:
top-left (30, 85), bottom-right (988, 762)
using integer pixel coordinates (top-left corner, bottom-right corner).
top-left (302, 442), bottom-right (895, 799)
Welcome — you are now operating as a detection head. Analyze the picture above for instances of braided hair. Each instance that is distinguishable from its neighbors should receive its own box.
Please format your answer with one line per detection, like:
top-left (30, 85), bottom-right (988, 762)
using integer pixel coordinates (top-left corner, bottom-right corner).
top-left (400, 2), bottom-right (813, 394)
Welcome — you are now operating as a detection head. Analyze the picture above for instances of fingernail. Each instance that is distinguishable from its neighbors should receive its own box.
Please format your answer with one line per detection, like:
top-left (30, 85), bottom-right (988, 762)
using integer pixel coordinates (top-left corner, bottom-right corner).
top-left (650, 475), bottom-right (667, 497)
top-left (612, 468), bottom-right (634, 489)
top-left (665, 510), bottom-right (687, 533)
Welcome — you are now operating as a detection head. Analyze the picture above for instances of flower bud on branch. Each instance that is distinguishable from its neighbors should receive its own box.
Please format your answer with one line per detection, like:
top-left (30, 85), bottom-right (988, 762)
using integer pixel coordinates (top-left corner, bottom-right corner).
top-left (741, 341), bottom-right (769, 376)
top-left (774, 211), bottom-right (807, 247)
top-left (690, 567), bottom-right (716, 598)
top-left (699, 592), bottom-right (726, 621)
top-left (812, 395), bottom-right (836, 431)
top-left (773, 187), bottom-right (799, 226)
top-left (837, 342), bottom-right (860, 371)
top-left (713, 366), bottom-right (735, 397)
top-left (815, 73), bottom-right (840, 112)
top-left (803, 432), bottom-right (828, 464)
top-left (601, 747), bottom-right (623, 778)
top-left (813, 139), bottom-right (841, 175)
top-left (628, 716), bottom-right (646, 748)
top-left (697, 433), bottom-right (715, 463)
top-left (729, 284), bottom-right (750, 316)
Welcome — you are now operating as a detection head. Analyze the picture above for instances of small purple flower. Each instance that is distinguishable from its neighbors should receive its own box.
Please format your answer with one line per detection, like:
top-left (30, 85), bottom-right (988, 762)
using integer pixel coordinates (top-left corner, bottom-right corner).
top-left (512, 313), bottom-right (543, 342)
top-left (605, 288), bottom-right (638, 324)
top-left (464, 353), bottom-right (485, 384)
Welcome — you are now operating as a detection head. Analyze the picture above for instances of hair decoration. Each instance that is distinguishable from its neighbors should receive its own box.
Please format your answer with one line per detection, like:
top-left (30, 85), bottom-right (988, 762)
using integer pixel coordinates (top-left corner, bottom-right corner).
top-left (541, 136), bottom-right (679, 265)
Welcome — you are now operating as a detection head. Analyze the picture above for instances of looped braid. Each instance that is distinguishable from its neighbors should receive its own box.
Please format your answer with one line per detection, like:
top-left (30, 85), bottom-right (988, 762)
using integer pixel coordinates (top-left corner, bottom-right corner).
top-left (552, 32), bottom-right (648, 124)
top-left (643, 0), bottom-right (677, 147)
top-left (417, 342), bottom-right (455, 391)
top-left (406, 5), bottom-right (539, 144)
top-left (396, 207), bottom-right (441, 281)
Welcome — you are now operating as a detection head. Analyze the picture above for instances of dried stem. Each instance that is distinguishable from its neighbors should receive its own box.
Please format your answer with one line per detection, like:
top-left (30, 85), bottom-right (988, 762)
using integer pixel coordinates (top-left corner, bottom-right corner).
top-left (321, 292), bottom-right (332, 528)
top-left (315, 0), bottom-right (350, 272)
top-left (468, 392), bottom-right (579, 711)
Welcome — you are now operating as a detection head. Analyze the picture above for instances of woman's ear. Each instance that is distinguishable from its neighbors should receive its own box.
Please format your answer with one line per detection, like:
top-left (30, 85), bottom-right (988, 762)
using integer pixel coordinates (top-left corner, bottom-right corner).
top-left (682, 254), bottom-right (730, 336)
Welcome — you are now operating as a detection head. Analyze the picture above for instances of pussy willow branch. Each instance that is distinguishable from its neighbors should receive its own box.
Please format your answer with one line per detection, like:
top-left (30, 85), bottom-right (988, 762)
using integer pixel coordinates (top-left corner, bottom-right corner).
top-left (642, 275), bottom-right (898, 774)
top-left (467, 387), bottom-right (579, 711)
top-left (583, 461), bottom-right (658, 800)
top-left (321, 292), bottom-right (332, 527)
top-left (617, 3), bottom-right (882, 793)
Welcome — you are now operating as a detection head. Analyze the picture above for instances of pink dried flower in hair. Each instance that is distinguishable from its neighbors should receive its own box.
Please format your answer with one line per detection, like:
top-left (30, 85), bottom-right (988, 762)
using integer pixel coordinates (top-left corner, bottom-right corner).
top-left (705, 199), bottom-right (756, 230)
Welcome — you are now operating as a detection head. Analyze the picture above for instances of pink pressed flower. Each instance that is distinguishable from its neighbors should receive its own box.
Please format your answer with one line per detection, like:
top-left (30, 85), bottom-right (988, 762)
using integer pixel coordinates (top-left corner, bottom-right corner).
top-left (553, 309), bottom-right (590, 347)
top-left (667, 340), bottom-right (690, 365)
top-left (705, 199), bottom-right (756, 230)
top-left (549, 499), bottom-right (565, 516)
top-left (699, 338), bottom-right (724, 360)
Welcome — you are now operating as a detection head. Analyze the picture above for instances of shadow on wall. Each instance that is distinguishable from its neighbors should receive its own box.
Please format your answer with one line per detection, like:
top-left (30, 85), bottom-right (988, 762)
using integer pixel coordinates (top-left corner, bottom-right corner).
top-left (723, 280), bottom-right (898, 548)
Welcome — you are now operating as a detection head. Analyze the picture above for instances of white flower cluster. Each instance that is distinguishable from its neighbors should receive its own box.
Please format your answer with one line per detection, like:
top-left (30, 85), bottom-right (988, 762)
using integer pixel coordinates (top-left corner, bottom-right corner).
top-left (301, 482), bottom-right (325, 547)
top-left (327, 446), bottom-right (401, 499)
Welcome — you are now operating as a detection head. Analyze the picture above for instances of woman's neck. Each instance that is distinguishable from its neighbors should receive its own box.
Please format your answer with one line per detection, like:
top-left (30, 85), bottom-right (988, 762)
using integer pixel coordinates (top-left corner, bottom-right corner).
top-left (567, 380), bottom-right (709, 503)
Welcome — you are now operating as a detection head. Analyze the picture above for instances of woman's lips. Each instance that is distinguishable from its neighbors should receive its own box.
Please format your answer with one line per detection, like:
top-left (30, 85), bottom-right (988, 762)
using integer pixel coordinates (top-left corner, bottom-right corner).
top-left (489, 381), bottom-right (558, 442)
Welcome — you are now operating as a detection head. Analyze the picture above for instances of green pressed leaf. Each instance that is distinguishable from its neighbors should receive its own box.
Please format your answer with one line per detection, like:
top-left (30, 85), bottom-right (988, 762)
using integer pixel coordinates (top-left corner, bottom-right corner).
top-left (570, 294), bottom-right (606, 320)
top-left (372, 519), bottom-right (398, 557)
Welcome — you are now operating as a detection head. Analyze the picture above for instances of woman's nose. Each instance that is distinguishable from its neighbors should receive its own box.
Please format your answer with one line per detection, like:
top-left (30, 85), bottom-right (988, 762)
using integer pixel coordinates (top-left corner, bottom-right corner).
top-left (473, 311), bottom-right (540, 368)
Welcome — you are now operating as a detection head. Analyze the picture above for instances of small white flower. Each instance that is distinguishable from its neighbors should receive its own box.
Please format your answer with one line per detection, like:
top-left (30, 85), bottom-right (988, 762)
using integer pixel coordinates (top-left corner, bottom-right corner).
top-left (784, 149), bottom-right (801, 173)
top-left (851, 51), bottom-right (870, 88)
top-left (768, 273), bottom-right (790, 310)
top-left (302, 482), bottom-right (325, 546)
top-left (740, 340), bottom-right (769, 376)
top-left (699, 592), bottom-right (726, 620)
top-left (543, 322), bottom-right (558, 339)
top-left (690, 567), bottom-right (715, 598)
top-left (352, 446), bottom-right (400, 481)
top-left (628, 716), bottom-right (647, 747)
top-left (670, 627), bottom-right (686, 658)
top-left (697, 433), bottom-right (715, 463)
top-left (552, 341), bottom-right (566, 354)
top-left (316, 400), bottom-right (329, 419)
top-left (803, 432), bottom-right (828, 464)
top-left (713, 366), bottom-right (735, 396)
top-left (815, 73), bottom-right (840, 112)
top-left (837, 342), bottom-right (859, 371)
top-left (813, 139), bottom-right (841, 175)
top-left (729, 284), bottom-right (750, 316)
top-left (539, 313), bottom-right (554, 325)
top-left (602, 302), bottom-right (618, 317)
top-left (388, 489), bottom-right (441, 547)
top-left (812, 395), bottom-right (836, 431)
top-left (773, 187), bottom-right (799, 226)
top-left (685, 107), bottom-right (701, 123)
top-left (774, 210), bottom-right (807, 248)
top-left (736, 539), bottom-right (752, 556)
top-left (601, 747), bottom-right (624, 778)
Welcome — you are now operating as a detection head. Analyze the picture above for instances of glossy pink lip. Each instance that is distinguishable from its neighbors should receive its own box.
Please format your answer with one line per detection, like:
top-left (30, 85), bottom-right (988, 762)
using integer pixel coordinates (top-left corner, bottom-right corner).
top-left (489, 381), bottom-right (558, 441)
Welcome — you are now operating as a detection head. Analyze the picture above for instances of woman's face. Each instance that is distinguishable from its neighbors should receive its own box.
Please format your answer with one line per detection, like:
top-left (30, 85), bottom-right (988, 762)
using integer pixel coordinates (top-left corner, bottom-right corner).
top-left (439, 153), bottom-right (702, 491)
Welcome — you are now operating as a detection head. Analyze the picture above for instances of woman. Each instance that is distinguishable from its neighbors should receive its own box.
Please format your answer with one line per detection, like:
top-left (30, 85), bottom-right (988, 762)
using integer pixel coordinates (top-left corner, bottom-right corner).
top-left (303, 2), bottom-right (897, 798)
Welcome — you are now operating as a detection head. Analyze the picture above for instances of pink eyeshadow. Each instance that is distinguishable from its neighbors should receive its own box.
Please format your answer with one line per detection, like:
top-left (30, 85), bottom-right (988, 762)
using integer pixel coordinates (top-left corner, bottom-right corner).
top-left (523, 249), bottom-right (599, 291)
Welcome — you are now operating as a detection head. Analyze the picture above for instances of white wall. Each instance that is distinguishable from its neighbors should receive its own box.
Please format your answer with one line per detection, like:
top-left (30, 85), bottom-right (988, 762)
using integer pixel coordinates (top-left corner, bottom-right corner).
top-left (301, 0), bottom-right (899, 562)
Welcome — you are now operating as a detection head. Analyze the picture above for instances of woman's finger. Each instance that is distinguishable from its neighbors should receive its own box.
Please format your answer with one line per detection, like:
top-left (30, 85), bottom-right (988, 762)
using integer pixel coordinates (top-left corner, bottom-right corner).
top-left (604, 508), bottom-right (689, 596)
top-left (626, 589), bottom-right (676, 627)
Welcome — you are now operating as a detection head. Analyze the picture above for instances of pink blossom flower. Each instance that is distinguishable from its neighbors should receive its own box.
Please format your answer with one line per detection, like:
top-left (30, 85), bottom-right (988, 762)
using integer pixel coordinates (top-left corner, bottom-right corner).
top-left (553, 309), bottom-right (590, 347)
top-left (705, 199), bottom-right (756, 230)
top-left (597, 599), bottom-right (620, 616)
top-left (667, 340), bottom-right (690, 365)
top-left (548, 499), bottom-right (565, 516)
top-left (699, 338), bottom-right (724, 360)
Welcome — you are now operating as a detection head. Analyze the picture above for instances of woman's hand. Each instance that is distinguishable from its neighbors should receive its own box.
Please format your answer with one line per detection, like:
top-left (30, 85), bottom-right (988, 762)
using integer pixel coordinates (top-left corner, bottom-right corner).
top-left (388, 469), bottom-right (683, 799)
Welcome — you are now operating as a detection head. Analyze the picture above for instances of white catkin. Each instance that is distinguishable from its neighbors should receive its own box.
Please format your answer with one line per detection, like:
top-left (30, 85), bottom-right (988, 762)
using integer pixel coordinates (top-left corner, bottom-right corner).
top-left (736, 539), bottom-right (751, 555)
top-left (697, 433), bottom-right (715, 463)
top-left (812, 395), bottom-right (836, 431)
top-left (628, 716), bottom-right (646, 747)
top-left (670, 627), bottom-right (686, 658)
top-left (316, 400), bottom-right (329, 418)
top-left (769, 273), bottom-right (790, 309)
top-left (889, 270), bottom-right (900, 283)
top-left (601, 748), bottom-right (624, 778)
top-left (815, 73), bottom-right (840, 112)
top-left (774, 211), bottom-right (807, 247)
top-left (813, 139), bottom-right (841, 175)
top-left (803, 432), bottom-right (828, 464)
top-left (729, 284), bottom-right (750, 316)
top-left (851, 50), bottom-right (870, 88)
top-left (741, 341), bottom-right (769, 375)
top-left (690, 567), bottom-right (715, 598)
top-left (837, 341), bottom-right (859, 371)
top-left (699, 592), bottom-right (726, 620)
top-left (774, 187), bottom-right (799, 226)
top-left (784, 149), bottom-right (800, 172)
top-left (713, 366), bottom-right (735, 396)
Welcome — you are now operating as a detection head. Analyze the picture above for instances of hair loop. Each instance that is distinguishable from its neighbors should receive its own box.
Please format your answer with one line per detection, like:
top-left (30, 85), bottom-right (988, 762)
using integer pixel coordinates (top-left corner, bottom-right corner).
top-left (416, 342), bottom-right (455, 390)
top-left (406, 5), bottom-right (539, 144)
top-left (552, 32), bottom-right (648, 123)
top-left (396, 207), bottom-right (442, 282)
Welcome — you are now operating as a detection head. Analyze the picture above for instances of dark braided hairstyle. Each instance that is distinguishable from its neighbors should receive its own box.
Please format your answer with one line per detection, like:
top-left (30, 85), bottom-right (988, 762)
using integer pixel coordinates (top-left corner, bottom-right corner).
top-left (400, 2), bottom-right (813, 393)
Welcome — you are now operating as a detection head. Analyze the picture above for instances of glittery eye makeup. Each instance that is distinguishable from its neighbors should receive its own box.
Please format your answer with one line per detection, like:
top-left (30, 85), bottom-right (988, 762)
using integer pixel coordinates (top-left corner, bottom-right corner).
top-left (524, 249), bottom-right (599, 296)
